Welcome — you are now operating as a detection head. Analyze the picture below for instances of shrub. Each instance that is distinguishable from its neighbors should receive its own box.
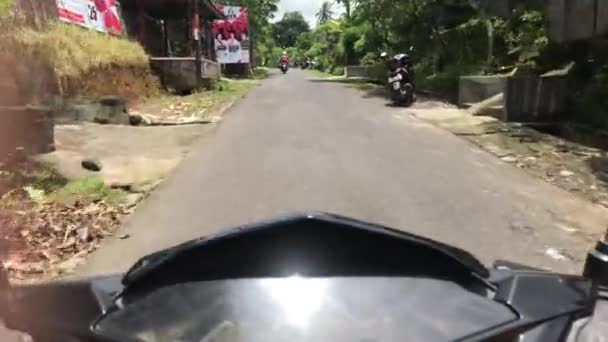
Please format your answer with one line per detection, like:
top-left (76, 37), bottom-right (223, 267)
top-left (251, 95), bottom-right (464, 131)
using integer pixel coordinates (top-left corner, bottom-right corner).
top-left (417, 64), bottom-right (484, 102)
top-left (331, 66), bottom-right (345, 76)
top-left (367, 62), bottom-right (387, 84)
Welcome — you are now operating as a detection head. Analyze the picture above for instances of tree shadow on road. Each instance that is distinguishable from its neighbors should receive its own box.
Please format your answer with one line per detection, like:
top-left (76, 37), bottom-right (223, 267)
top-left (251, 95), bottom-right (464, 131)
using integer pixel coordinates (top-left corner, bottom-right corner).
top-left (307, 78), bottom-right (389, 101)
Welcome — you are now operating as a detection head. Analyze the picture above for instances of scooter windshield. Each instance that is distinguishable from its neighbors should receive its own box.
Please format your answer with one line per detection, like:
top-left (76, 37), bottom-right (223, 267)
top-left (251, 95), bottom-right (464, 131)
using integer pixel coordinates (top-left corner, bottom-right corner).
top-left (95, 276), bottom-right (515, 342)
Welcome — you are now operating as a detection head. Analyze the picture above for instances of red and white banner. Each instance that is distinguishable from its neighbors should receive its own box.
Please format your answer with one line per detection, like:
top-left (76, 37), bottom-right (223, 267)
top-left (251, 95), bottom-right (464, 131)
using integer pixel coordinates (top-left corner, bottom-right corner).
top-left (213, 5), bottom-right (250, 64)
top-left (56, 0), bottom-right (122, 35)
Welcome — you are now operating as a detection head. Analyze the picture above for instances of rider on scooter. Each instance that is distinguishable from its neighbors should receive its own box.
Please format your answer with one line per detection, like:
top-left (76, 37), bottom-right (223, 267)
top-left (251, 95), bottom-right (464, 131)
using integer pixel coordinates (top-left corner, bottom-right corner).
top-left (279, 51), bottom-right (290, 66)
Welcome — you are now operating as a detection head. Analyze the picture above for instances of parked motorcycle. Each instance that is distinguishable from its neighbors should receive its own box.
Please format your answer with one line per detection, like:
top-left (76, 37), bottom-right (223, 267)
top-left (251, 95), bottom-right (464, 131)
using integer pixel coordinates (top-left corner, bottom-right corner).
top-left (1, 212), bottom-right (608, 341)
top-left (381, 46), bottom-right (416, 106)
top-left (279, 62), bottom-right (289, 74)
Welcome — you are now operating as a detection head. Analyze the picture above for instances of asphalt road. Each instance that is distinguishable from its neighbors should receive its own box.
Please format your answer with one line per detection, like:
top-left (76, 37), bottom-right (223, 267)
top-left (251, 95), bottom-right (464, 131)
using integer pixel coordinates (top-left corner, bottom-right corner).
top-left (78, 69), bottom-right (608, 277)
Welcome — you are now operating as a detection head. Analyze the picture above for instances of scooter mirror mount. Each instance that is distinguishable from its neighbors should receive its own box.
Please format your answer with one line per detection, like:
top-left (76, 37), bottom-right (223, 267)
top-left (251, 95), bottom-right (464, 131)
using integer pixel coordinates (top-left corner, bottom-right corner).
top-left (584, 238), bottom-right (608, 287)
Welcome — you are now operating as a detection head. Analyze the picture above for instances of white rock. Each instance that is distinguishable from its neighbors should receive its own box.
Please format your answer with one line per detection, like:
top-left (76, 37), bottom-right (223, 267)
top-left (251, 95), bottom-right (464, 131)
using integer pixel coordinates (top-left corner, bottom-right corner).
top-left (545, 248), bottom-right (569, 261)
top-left (500, 156), bottom-right (518, 163)
top-left (560, 170), bottom-right (574, 177)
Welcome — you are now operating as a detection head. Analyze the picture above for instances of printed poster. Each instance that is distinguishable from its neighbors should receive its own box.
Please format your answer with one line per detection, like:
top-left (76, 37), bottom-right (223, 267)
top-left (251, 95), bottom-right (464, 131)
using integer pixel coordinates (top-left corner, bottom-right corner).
top-left (213, 5), bottom-right (250, 64)
top-left (56, 0), bottom-right (122, 35)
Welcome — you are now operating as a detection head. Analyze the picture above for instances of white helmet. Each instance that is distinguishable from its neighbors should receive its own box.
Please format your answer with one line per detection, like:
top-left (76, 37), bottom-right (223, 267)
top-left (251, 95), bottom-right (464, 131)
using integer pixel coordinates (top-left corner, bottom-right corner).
top-left (283, 51), bottom-right (287, 54)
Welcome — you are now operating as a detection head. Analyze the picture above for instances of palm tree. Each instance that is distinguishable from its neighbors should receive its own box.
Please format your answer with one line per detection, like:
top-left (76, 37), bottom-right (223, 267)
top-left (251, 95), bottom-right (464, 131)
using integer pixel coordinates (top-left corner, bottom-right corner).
top-left (335, 0), bottom-right (352, 20)
top-left (316, 1), bottom-right (334, 26)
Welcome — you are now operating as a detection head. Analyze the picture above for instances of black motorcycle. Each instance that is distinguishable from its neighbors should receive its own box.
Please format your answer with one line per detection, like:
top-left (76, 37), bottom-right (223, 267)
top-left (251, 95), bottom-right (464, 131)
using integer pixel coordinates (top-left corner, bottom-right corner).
top-left (382, 47), bottom-right (416, 106)
top-left (279, 62), bottom-right (288, 74)
top-left (1, 212), bottom-right (608, 341)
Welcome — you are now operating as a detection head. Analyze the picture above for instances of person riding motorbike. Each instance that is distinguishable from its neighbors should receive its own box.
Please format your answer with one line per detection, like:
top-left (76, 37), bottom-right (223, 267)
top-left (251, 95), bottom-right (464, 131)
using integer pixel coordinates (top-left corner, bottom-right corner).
top-left (279, 51), bottom-right (290, 66)
top-left (279, 51), bottom-right (290, 73)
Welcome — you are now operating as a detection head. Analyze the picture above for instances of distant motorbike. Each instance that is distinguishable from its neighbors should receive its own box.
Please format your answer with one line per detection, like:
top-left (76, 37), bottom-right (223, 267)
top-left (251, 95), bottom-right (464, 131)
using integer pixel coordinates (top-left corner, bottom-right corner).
top-left (301, 60), bottom-right (315, 70)
top-left (382, 46), bottom-right (416, 106)
top-left (279, 62), bottom-right (289, 74)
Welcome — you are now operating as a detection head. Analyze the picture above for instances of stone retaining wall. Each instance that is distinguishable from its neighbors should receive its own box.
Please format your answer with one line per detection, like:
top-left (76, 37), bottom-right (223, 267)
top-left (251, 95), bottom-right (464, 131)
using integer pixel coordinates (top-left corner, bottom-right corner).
top-left (150, 57), bottom-right (221, 93)
top-left (503, 76), bottom-right (568, 122)
top-left (345, 66), bottom-right (369, 78)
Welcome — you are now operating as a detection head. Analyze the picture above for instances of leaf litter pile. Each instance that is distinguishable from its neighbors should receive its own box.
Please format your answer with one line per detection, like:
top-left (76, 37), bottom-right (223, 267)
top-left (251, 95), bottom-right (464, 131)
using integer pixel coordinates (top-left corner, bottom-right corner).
top-left (0, 191), bottom-right (127, 282)
top-left (0, 158), bottom-right (129, 282)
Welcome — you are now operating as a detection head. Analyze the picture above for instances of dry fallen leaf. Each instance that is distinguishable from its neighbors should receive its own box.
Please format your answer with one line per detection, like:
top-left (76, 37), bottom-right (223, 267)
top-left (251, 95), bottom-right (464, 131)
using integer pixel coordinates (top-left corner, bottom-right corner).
top-left (0, 193), bottom-right (127, 282)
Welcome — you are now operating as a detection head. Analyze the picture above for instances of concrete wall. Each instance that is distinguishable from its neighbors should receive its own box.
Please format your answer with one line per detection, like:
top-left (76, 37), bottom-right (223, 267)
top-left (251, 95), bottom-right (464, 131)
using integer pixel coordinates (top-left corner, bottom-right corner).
top-left (345, 66), bottom-right (369, 78)
top-left (503, 76), bottom-right (568, 122)
top-left (150, 57), bottom-right (221, 93)
top-left (548, 0), bottom-right (608, 42)
top-left (458, 76), bottom-right (507, 105)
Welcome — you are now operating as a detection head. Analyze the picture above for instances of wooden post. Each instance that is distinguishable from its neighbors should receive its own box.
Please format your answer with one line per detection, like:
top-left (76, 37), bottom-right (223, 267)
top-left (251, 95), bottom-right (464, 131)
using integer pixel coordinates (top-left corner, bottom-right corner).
top-left (162, 20), bottom-right (171, 57)
top-left (136, 2), bottom-right (146, 49)
top-left (192, 0), bottom-right (203, 88)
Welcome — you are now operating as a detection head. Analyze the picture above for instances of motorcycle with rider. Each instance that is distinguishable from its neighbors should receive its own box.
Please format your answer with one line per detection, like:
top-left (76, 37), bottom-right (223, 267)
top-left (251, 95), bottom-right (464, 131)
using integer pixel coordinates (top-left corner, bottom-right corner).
top-left (279, 51), bottom-right (289, 74)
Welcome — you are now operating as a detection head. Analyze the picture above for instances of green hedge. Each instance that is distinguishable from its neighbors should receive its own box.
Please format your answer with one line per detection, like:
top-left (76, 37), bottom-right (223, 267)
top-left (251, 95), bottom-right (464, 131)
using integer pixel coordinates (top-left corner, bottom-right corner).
top-left (367, 62), bottom-right (387, 84)
top-left (330, 66), bottom-right (345, 76)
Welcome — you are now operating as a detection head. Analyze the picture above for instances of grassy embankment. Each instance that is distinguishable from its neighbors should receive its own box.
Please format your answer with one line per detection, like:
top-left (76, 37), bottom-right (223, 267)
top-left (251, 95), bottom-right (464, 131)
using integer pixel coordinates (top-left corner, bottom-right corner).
top-left (0, 21), bottom-right (161, 202)
top-left (6, 23), bottom-right (160, 103)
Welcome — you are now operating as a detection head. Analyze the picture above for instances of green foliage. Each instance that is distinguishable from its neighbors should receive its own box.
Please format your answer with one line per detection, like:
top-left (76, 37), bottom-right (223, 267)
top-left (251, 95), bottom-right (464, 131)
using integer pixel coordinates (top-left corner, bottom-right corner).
top-left (331, 66), bottom-right (345, 76)
top-left (367, 62), bottom-right (387, 84)
top-left (252, 67), bottom-right (270, 79)
top-left (417, 64), bottom-right (484, 102)
top-left (495, 10), bottom-right (548, 66)
top-left (316, 1), bottom-right (334, 26)
top-left (272, 11), bottom-right (310, 48)
top-left (0, 0), bottom-right (13, 17)
top-left (30, 165), bottom-right (67, 194)
top-left (293, 19), bottom-right (343, 70)
top-left (335, 0), bottom-right (353, 20)
top-left (341, 25), bottom-right (361, 65)
top-left (53, 177), bottom-right (125, 203)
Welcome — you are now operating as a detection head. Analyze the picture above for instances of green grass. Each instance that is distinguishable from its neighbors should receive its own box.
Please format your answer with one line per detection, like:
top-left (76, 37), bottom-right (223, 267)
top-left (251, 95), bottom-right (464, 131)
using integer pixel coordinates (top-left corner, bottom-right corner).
top-left (0, 0), bottom-right (13, 17)
top-left (22, 170), bottom-right (125, 205)
top-left (252, 67), bottom-right (270, 79)
top-left (29, 163), bottom-right (68, 194)
top-left (51, 177), bottom-right (125, 204)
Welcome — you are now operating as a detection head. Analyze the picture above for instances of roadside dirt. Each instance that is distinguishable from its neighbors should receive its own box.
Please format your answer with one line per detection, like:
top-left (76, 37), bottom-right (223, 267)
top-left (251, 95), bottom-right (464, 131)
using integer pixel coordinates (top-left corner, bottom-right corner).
top-left (410, 101), bottom-right (608, 226)
top-left (0, 80), bottom-right (257, 282)
top-left (38, 123), bottom-right (206, 192)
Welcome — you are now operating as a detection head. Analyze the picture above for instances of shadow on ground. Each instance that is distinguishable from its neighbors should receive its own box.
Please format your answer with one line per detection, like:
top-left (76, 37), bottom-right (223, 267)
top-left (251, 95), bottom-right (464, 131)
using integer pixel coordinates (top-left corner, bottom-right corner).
top-left (306, 77), bottom-right (451, 109)
top-left (587, 156), bottom-right (608, 183)
top-left (307, 77), bottom-right (388, 99)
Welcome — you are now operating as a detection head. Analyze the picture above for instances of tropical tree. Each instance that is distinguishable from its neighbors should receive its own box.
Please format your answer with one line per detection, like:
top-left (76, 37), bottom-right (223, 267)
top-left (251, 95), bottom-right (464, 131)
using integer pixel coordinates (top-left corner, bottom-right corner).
top-left (272, 11), bottom-right (310, 47)
top-left (335, 0), bottom-right (354, 20)
top-left (316, 1), bottom-right (334, 26)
